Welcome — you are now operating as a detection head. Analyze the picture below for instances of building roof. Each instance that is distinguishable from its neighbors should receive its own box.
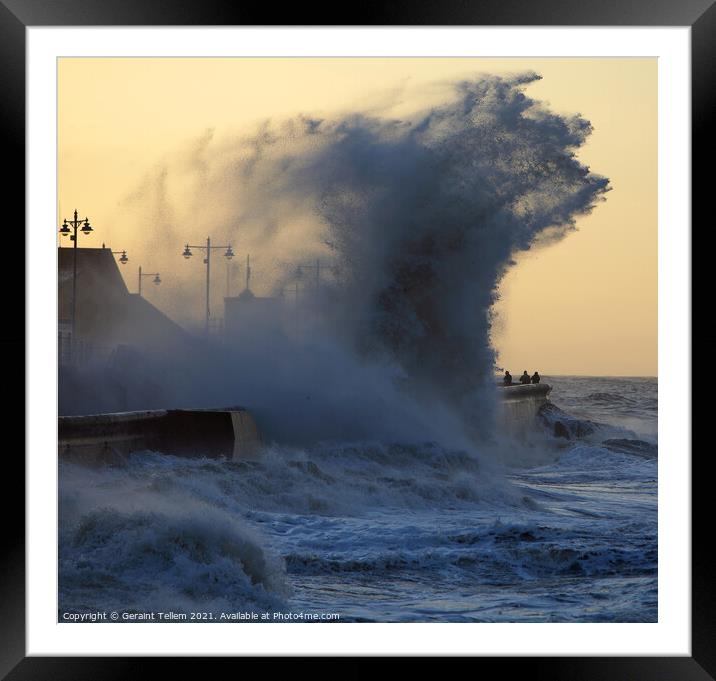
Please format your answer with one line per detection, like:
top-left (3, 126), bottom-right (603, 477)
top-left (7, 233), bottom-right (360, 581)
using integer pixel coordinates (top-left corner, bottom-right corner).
top-left (58, 246), bottom-right (190, 353)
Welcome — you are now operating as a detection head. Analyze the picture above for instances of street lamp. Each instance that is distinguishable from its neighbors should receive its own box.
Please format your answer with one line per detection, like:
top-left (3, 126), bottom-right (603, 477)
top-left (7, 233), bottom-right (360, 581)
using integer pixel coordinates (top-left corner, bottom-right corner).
top-left (182, 237), bottom-right (234, 334)
top-left (138, 266), bottom-right (161, 297)
top-left (112, 250), bottom-right (129, 265)
top-left (58, 209), bottom-right (93, 340)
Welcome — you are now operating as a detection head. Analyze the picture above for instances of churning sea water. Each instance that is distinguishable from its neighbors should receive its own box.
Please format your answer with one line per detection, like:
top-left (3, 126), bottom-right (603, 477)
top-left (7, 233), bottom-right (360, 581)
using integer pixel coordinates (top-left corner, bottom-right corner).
top-left (58, 377), bottom-right (657, 623)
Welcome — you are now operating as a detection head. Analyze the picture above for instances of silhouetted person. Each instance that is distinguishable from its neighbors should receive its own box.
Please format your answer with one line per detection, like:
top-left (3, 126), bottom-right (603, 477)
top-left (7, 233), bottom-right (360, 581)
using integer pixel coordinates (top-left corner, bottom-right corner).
top-left (520, 371), bottom-right (531, 385)
top-left (531, 371), bottom-right (541, 384)
top-left (503, 371), bottom-right (512, 386)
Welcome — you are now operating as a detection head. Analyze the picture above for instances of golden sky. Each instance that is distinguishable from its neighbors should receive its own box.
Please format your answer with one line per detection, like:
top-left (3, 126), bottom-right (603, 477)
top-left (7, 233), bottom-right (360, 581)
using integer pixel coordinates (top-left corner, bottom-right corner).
top-left (58, 57), bottom-right (657, 376)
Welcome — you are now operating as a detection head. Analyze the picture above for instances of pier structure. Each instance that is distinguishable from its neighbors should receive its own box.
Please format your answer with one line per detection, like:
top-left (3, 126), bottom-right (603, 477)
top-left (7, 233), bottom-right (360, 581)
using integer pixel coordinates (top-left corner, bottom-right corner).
top-left (499, 382), bottom-right (552, 438)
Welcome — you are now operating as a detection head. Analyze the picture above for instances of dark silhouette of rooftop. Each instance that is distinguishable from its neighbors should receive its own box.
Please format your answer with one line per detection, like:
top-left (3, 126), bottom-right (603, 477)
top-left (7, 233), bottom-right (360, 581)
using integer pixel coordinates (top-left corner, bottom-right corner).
top-left (58, 246), bottom-right (189, 353)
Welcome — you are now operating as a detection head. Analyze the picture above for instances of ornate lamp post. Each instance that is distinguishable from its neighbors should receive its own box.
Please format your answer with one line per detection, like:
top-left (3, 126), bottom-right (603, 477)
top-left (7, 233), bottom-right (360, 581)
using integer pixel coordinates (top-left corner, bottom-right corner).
top-left (138, 266), bottom-right (161, 297)
top-left (182, 238), bottom-right (234, 334)
top-left (58, 209), bottom-right (93, 339)
top-left (112, 250), bottom-right (129, 265)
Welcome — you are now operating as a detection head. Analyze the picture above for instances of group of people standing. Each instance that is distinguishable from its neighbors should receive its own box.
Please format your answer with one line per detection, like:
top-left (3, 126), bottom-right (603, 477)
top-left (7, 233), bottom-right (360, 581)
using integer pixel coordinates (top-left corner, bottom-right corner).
top-left (503, 370), bottom-right (540, 386)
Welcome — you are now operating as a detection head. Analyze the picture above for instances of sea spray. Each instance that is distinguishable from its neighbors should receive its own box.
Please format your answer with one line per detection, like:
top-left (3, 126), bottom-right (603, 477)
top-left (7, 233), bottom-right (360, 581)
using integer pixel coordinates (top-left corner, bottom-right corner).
top-left (59, 376), bottom-right (658, 623)
top-left (57, 72), bottom-right (659, 624)
top-left (112, 73), bottom-right (609, 446)
top-left (59, 461), bottom-right (291, 615)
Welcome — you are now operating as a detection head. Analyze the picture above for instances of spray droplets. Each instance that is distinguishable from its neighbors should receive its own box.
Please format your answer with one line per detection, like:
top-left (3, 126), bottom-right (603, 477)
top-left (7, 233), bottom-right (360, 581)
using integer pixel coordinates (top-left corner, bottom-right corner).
top-left (124, 73), bottom-right (609, 443)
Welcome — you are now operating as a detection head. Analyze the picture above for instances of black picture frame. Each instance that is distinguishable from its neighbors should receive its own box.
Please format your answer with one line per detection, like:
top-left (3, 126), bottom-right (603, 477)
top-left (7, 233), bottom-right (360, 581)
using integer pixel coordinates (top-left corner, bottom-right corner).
top-left (3, 1), bottom-right (704, 677)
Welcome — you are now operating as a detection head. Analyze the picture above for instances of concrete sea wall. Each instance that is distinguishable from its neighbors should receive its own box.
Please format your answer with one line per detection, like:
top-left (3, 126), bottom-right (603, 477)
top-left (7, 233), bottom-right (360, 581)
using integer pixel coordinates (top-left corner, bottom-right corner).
top-left (59, 386), bottom-right (550, 465)
top-left (58, 408), bottom-right (262, 465)
top-left (498, 383), bottom-right (552, 439)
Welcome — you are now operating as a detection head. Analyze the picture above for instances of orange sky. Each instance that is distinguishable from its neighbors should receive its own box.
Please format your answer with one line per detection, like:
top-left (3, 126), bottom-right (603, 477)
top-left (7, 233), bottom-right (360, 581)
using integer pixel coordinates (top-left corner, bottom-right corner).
top-left (59, 57), bottom-right (657, 376)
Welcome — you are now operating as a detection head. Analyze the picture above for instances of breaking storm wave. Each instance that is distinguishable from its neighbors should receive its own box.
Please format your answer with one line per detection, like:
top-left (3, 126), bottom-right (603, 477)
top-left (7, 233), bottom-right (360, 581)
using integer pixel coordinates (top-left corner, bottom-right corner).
top-left (121, 73), bottom-right (609, 444)
top-left (58, 75), bottom-right (657, 622)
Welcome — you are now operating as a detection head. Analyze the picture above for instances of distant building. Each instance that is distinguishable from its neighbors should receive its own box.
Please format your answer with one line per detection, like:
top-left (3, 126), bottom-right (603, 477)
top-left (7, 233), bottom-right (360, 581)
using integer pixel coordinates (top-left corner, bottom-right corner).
top-left (224, 289), bottom-right (285, 341)
top-left (58, 246), bottom-right (190, 355)
top-left (58, 246), bottom-right (199, 415)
